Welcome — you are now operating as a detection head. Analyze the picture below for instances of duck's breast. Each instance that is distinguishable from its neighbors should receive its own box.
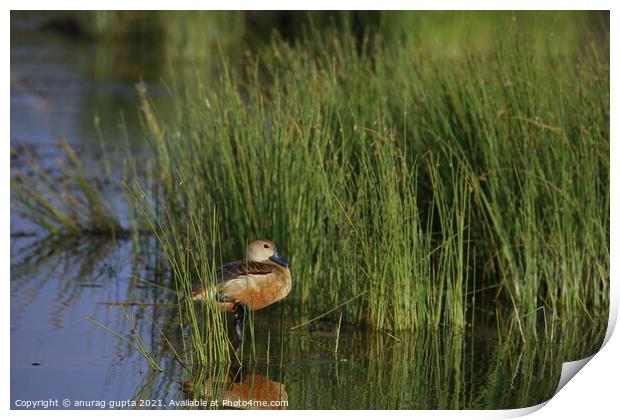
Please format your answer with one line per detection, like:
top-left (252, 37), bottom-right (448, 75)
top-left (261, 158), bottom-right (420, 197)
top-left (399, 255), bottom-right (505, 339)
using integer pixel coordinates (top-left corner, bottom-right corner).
top-left (218, 267), bottom-right (291, 310)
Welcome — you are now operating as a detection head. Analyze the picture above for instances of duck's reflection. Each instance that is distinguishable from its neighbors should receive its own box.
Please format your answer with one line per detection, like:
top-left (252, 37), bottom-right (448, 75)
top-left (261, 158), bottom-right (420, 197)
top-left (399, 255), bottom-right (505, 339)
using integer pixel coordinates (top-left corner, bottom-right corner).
top-left (183, 366), bottom-right (288, 410)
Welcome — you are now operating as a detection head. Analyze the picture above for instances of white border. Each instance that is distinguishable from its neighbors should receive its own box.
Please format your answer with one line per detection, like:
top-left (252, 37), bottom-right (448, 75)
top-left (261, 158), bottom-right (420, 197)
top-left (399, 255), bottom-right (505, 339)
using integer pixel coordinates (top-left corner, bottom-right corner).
top-left (5, 3), bottom-right (617, 418)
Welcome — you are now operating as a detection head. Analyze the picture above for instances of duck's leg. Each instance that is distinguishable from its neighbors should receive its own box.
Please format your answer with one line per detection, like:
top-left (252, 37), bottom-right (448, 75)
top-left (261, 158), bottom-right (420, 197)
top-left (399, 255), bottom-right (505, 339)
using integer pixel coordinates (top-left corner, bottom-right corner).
top-left (234, 303), bottom-right (246, 343)
top-left (229, 363), bottom-right (247, 384)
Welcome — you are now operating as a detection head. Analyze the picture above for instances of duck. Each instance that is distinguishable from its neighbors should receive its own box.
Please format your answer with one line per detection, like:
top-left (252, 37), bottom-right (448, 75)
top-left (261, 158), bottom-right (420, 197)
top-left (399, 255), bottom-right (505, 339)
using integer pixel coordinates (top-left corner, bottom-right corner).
top-left (190, 239), bottom-right (292, 340)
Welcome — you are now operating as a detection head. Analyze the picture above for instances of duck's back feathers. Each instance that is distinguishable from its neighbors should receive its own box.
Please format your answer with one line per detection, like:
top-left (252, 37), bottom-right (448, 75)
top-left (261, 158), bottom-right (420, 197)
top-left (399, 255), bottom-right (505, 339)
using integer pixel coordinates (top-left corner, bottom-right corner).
top-left (216, 261), bottom-right (275, 282)
top-left (190, 260), bottom-right (292, 311)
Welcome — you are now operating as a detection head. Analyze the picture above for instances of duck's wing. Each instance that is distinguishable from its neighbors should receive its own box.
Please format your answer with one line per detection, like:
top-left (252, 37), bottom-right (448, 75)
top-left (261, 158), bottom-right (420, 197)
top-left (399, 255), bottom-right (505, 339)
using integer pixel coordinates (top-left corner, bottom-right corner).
top-left (217, 261), bottom-right (287, 310)
top-left (190, 261), bottom-right (276, 303)
top-left (216, 260), bottom-right (275, 282)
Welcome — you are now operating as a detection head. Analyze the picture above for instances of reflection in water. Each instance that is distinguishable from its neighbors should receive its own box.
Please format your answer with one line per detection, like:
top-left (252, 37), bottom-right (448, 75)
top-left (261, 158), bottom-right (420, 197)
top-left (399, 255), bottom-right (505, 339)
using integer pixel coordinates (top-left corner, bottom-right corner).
top-left (133, 295), bottom-right (606, 409)
top-left (223, 370), bottom-right (288, 410)
top-left (181, 366), bottom-right (288, 410)
top-left (274, 321), bottom-right (605, 409)
top-left (11, 236), bottom-right (117, 329)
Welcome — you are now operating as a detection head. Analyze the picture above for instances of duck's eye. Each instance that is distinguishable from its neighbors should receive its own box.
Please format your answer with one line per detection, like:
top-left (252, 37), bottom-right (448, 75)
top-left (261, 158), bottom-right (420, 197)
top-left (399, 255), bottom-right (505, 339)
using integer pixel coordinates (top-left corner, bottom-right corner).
top-left (263, 244), bottom-right (269, 249)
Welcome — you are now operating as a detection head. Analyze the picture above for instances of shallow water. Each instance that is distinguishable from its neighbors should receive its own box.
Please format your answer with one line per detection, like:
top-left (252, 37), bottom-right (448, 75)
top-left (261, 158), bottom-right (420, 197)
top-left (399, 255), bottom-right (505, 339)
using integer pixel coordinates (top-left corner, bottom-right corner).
top-left (10, 232), bottom-right (607, 410)
top-left (10, 12), bottom-right (607, 410)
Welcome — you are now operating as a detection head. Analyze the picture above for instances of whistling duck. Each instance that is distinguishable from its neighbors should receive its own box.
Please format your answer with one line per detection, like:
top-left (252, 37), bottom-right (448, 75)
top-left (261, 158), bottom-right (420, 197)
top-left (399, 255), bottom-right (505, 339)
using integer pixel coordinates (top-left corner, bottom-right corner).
top-left (191, 239), bottom-right (292, 340)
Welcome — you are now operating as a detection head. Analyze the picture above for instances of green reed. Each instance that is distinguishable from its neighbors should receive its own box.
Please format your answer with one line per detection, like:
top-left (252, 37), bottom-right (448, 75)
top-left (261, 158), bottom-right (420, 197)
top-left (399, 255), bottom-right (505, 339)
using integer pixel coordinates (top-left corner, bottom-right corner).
top-left (129, 181), bottom-right (233, 366)
top-left (11, 140), bottom-right (123, 237)
top-left (138, 22), bottom-right (607, 332)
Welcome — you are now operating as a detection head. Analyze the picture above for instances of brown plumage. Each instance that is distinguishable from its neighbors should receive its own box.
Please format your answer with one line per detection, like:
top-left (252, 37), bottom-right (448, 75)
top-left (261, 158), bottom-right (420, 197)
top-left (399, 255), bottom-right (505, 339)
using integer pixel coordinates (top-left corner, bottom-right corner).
top-left (223, 373), bottom-right (288, 409)
top-left (190, 240), bottom-right (292, 312)
top-left (184, 369), bottom-right (288, 410)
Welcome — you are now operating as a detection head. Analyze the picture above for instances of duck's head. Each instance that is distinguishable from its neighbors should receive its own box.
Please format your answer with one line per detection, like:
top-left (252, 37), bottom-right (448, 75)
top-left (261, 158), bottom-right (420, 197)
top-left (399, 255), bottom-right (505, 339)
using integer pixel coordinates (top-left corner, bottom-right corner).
top-left (247, 239), bottom-right (289, 268)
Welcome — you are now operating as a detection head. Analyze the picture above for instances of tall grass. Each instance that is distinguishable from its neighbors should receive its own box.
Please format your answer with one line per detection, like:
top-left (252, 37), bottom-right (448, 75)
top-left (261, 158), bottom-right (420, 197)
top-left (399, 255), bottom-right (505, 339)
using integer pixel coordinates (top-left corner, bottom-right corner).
top-left (11, 140), bottom-right (124, 237)
top-left (131, 22), bottom-right (607, 333)
top-left (130, 182), bottom-right (233, 366)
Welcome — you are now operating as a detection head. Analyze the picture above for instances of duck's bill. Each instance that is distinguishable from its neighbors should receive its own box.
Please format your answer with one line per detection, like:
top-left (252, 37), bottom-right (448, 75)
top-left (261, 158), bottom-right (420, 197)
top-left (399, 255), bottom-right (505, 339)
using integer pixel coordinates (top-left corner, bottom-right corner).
top-left (270, 250), bottom-right (290, 267)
